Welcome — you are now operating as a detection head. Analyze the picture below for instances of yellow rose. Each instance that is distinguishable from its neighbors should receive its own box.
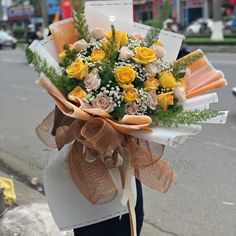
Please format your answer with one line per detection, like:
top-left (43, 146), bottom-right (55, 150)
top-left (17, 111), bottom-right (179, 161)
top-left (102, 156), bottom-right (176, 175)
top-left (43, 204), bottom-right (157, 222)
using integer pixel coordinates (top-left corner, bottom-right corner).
top-left (123, 88), bottom-right (138, 103)
top-left (101, 39), bottom-right (109, 51)
top-left (68, 86), bottom-right (87, 102)
top-left (114, 66), bottom-right (136, 87)
top-left (118, 31), bottom-right (128, 46)
top-left (105, 31), bottom-right (128, 48)
top-left (133, 47), bottom-right (156, 65)
top-left (159, 71), bottom-right (177, 88)
top-left (144, 78), bottom-right (159, 92)
top-left (154, 40), bottom-right (164, 47)
top-left (59, 44), bottom-right (74, 61)
top-left (179, 79), bottom-right (187, 92)
top-left (157, 92), bottom-right (174, 110)
top-left (59, 50), bottom-right (66, 61)
top-left (91, 49), bottom-right (105, 62)
top-left (66, 58), bottom-right (88, 80)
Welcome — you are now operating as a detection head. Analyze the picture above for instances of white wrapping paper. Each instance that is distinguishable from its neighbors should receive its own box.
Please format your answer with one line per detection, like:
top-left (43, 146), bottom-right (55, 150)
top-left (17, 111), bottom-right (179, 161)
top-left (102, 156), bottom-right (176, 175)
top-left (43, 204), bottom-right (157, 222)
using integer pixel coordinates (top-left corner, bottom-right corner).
top-left (128, 125), bottom-right (202, 147)
top-left (84, 8), bottom-right (184, 62)
top-left (43, 143), bottom-right (137, 231)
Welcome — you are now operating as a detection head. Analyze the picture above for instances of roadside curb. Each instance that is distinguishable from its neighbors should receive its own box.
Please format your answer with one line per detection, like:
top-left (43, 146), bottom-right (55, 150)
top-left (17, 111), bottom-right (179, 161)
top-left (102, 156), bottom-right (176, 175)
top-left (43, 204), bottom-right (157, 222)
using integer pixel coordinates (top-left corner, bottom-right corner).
top-left (0, 170), bottom-right (45, 206)
top-left (187, 44), bottom-right (236, 53)
top-left (0, 149), bottom-right (44, 193)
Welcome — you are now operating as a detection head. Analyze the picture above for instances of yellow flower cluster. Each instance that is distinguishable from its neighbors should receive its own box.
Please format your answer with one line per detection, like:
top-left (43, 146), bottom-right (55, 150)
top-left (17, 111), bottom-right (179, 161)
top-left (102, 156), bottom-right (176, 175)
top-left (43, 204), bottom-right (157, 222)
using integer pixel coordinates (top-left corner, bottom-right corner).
top-left (123, 88), bottom-right (138, 103)
top-left (133, 47), bottom-right (156, 65)
top-left (66, 58), bottom-right (88, 80)
top-left (157, 92), bottom-right (174, 111)
top-left (144, 78), bottom-right (159, 92)
top-left (68, 86), bottom-right (87, 102)
top-left (58, 44), bottom-right (74, 61)
top-left (114, 65), bottom-right (139, 103)
top-left (104, 31), bottom-right (128, 50)
top-left (91, 49), bottom-right (105, 62)
top-left (114, 66), bottom-right (136, 88)
top-left (159, 71), bottom-right (177, 88)
top-left (57, 27), bottom-right (187, 113)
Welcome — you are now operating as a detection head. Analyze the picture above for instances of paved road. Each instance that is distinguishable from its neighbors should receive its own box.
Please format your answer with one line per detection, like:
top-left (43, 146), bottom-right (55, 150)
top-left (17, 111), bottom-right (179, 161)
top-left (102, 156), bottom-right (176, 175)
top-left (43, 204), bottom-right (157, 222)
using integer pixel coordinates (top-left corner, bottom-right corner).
top-left (0, 48), bottom-right (236, 236)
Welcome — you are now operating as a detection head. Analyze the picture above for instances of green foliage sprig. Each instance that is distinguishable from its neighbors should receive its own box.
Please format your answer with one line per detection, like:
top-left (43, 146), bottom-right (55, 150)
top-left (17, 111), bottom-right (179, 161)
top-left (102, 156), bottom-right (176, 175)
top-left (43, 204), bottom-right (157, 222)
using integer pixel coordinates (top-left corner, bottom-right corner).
top-left (100, 25), bottom-right (118, 87)
top-left (25, 48), bottom-right (79, 94)
top-left (72, 9), bottom-right (91, 42)
top-left (150, 107), bottom-right (223, 127)
top-left (172, 51), bottom-right (204, 79)
top-left (60, 44), bottom-right (77, 68)
top-left (142, 27), bottom-right (160, 47)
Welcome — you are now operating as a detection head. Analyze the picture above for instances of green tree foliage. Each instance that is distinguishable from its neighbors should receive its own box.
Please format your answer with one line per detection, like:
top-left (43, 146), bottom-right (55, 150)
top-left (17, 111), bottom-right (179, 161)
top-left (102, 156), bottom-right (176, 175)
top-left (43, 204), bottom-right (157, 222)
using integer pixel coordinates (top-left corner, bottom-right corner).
top-left (145, 1), bottom-right (172, 29)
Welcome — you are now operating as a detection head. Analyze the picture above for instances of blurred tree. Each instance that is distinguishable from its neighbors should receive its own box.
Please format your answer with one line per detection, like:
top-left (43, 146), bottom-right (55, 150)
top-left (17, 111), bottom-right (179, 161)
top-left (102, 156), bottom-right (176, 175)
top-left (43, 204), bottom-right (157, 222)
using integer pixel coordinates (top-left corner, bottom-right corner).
top-left (12, 26), bottom-right (25, 38)
top-left (144, 1), bottom-right (171, 29)
top-left (28, 0), bottom-right (42, 17)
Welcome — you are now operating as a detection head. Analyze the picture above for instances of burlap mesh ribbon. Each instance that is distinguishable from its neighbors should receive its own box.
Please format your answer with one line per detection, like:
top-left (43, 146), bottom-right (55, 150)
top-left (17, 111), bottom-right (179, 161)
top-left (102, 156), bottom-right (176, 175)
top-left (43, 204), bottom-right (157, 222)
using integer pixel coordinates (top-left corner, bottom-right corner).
top-left (37, 108), bottom-right (175, 235)
top-left (36, 76), bottom-right (176, 236)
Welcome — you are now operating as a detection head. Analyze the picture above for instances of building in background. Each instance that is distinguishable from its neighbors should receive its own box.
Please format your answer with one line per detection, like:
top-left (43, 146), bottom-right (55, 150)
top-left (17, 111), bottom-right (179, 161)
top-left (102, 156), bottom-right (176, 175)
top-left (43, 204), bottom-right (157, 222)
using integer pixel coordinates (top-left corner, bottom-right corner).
top-left (176, 0), bottom-right (236, 27)
top-left (7, 1), bottom-right (34, 27)
top-left (133, 0), bottom-right (153, 23)
top-left (0, 0), bottom-right (12, 22)
top-left (133, 0), bottom-right (175, 23)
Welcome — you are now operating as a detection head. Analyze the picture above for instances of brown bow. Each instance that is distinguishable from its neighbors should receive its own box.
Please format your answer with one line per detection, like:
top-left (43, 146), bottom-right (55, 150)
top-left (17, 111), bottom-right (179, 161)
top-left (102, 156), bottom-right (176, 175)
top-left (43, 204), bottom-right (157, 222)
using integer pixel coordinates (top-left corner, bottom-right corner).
top-left (36, 108), bottom-right (175, 236)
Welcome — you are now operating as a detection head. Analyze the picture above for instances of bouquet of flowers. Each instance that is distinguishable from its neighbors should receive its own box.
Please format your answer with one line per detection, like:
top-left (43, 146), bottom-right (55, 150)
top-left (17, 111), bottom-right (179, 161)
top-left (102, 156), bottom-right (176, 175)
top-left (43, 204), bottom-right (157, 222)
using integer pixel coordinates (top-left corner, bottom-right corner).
top-left (26, 5), bottom-right (227, 236)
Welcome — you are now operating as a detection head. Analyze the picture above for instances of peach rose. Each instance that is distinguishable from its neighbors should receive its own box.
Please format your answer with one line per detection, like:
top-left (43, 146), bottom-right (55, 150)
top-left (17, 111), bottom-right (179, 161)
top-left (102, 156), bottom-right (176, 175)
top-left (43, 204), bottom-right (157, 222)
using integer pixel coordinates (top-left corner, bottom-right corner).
top-left (92, 96), bottom-right (114, 113)
top-left (125, 103), bottom-right (137, 115)
top-left (73, 39), bottom-right (88, 52)
top-left (153, 45), bottom-right (166, 58)
top-left (84, 70), bottom-right (101, 91)
top-left (148, 90), bottom-right (158, 110)
top-left (174, 86), bottom-right (186, 104)
top-left (91, 49), bottom-right (105, 62)
top-left (118, 47), bottom-right (134, 61)
top-left (145, 63), bottom-right (158, 77)
top-left (91, 27), bottom-right (104, 39)
top-left (131, 33), bottom-right (144, 41)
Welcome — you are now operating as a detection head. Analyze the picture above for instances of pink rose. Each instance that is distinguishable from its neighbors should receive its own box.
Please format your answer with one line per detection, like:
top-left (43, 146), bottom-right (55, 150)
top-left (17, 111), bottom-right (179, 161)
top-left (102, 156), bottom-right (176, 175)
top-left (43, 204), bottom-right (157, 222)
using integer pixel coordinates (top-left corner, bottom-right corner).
top-left (92, 96), bottom-right (114, 113)
top-left (84, 70), bottom-right (101, 91)
top-left (131, 32), bottom-right (144, 41)
top-left (148, 90), bottom-right (158, 110)
top-left (125, 103), bottom-right (137, 115)
top-left (153, 45), bottom-right (166, 58)
top-left (73, 39), bottom-right (88, 52)
top-left (174, 86), bottom-right (186, 104)
top-left (91, 27), bottom-right (104, 39)
top-left (184, 67), bottom-right (191, 80)
top-left (145, 63), bottom-right (158, 77)
top-left (118, 47), bottom-right (134, 61)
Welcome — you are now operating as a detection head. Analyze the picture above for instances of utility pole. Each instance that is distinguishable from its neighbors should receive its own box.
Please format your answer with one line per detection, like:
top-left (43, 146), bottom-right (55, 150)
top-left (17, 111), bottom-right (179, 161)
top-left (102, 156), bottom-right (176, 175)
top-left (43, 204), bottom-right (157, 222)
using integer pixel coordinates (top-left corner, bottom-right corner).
top-left (41, 0), bottom-right (48, 27)
top-left (176, 0), bottom-right (181, 25)
top-left (0, 0), bottom-right (2, 22)
top-left (212, 0), bottom-right (222, 21)
top-left (41, 0), bottom-right (48, 37)
top-left (211, 0), bottom-right (224, 41)
top-left (203, 0), bottom-right (209, 19)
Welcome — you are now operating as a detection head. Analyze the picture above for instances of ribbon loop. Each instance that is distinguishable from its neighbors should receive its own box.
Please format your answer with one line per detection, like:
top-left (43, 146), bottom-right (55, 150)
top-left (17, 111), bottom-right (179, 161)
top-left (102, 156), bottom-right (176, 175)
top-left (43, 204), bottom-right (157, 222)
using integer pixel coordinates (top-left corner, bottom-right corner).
top-left (69, 141), bottom-right (118, 204)
top-left (79, 118), bottom-right (123, 153)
